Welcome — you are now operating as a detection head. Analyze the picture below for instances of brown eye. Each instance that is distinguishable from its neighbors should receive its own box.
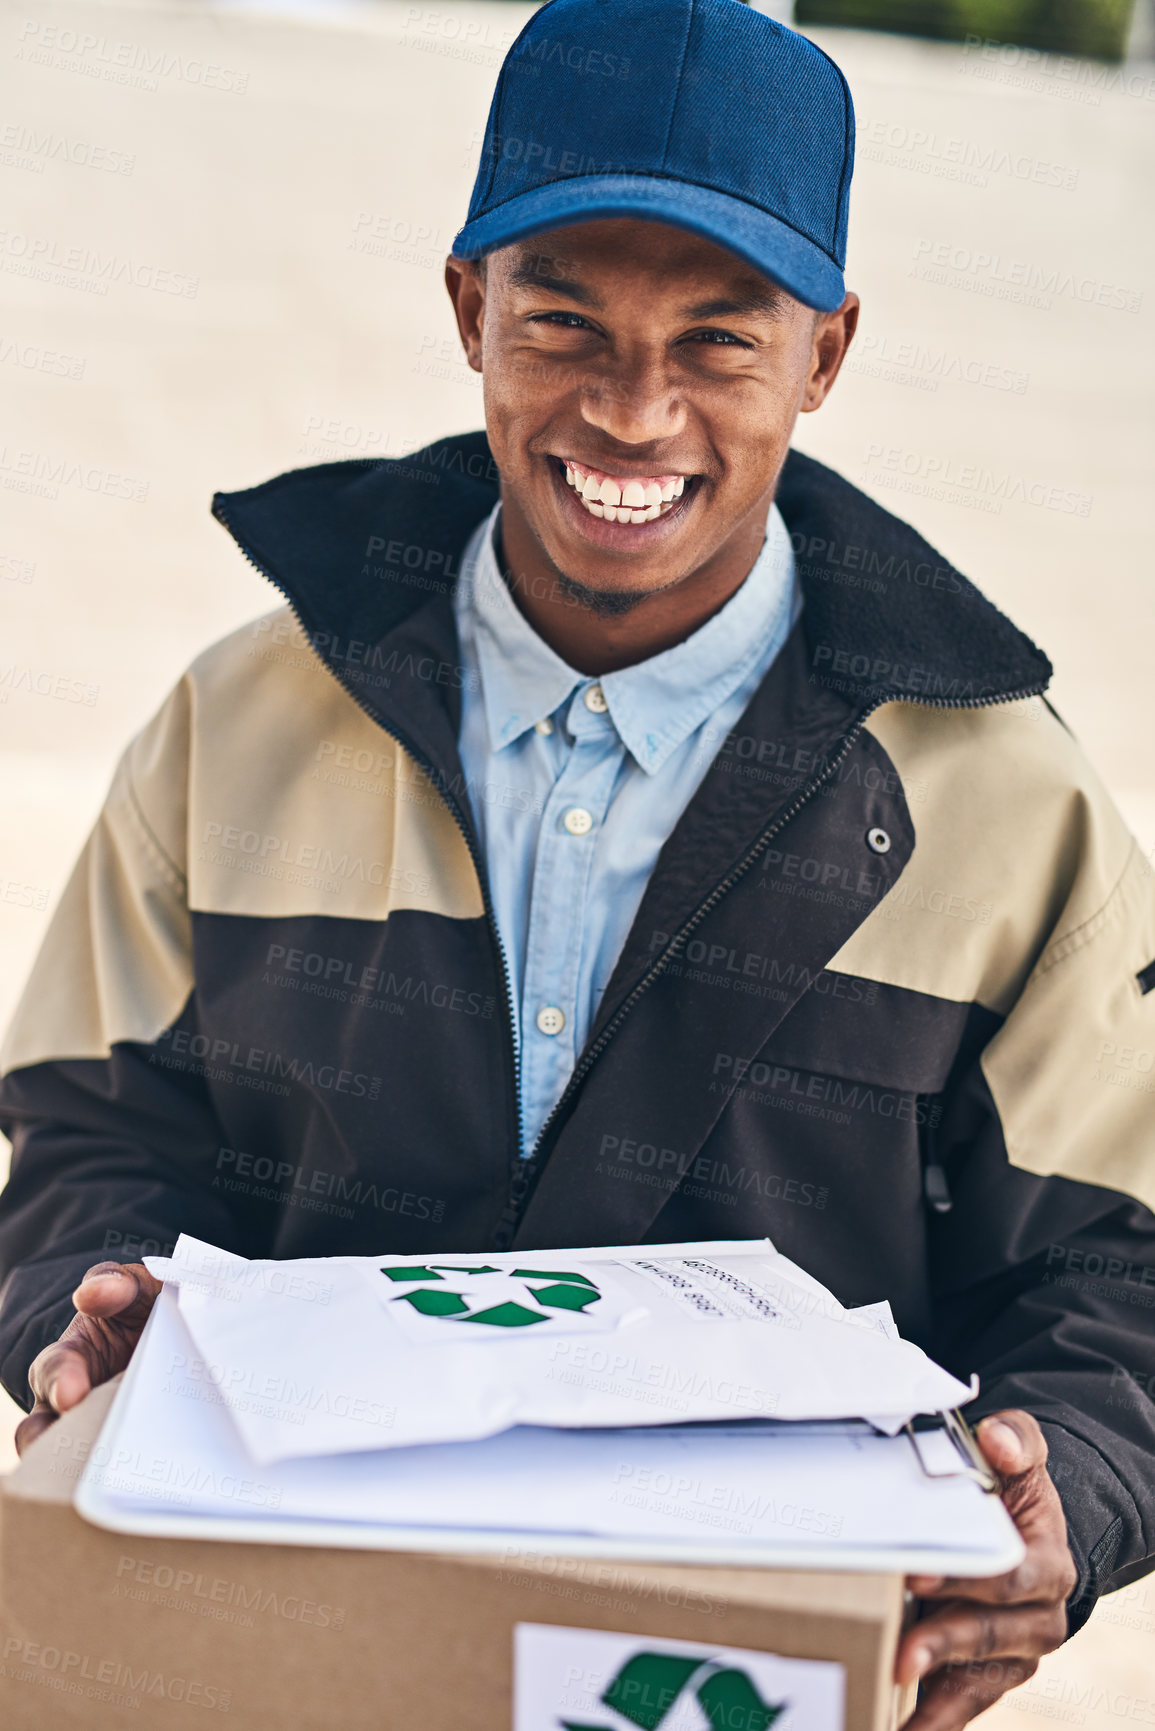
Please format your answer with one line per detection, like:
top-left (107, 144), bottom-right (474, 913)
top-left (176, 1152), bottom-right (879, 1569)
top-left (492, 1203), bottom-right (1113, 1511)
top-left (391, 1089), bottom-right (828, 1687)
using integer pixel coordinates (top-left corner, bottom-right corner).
top-left (688, 329), bottom-right (749, 347)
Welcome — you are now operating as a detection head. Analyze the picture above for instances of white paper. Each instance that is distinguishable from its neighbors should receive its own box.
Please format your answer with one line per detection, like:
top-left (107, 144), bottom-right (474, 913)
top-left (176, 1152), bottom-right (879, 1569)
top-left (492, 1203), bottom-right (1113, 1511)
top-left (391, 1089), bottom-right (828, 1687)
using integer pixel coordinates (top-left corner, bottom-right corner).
top-left (512, 1623), bottom-right (845, 1731)
top-left (79, 1287), bottom-right (1024, 1574)
top-left (143, 1236), bottom-right (973, 1464)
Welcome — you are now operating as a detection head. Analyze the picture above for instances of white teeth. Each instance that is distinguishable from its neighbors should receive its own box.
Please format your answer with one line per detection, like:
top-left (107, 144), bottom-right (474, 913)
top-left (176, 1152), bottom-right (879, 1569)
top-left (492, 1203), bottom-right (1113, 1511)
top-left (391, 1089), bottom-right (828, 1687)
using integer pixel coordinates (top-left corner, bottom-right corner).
top-left (561, 460), bottom-right (690, 526)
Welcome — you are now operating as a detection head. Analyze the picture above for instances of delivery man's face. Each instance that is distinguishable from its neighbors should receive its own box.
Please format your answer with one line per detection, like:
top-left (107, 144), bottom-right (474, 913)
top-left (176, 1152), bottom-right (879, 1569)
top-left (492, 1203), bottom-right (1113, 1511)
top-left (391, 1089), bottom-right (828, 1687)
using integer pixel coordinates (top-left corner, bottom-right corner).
top-left (445, 218), bottom-right (857, 612)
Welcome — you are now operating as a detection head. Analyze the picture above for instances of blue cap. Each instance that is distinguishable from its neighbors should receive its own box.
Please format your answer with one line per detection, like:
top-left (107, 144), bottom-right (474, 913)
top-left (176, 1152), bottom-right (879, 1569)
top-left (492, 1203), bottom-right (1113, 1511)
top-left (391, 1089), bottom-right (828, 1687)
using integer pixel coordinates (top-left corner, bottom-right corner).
top-left (453, 0), bottom-right (855, 313)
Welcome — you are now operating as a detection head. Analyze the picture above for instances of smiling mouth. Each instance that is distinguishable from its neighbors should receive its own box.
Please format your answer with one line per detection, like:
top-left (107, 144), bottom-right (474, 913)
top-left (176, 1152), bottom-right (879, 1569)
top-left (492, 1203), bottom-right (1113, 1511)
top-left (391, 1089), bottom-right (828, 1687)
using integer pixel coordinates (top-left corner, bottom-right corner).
top-left (556, 457), bottom-right (693, 524)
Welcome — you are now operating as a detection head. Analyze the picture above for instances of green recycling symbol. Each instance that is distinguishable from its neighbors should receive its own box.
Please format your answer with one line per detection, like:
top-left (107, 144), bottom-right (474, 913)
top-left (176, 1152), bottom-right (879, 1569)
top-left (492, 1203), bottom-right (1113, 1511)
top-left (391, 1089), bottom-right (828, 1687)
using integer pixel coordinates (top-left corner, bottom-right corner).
top-left (561, 1650), bottom-right (786, 1731)
top-left (378, 1264), bottom-right (603, 1329)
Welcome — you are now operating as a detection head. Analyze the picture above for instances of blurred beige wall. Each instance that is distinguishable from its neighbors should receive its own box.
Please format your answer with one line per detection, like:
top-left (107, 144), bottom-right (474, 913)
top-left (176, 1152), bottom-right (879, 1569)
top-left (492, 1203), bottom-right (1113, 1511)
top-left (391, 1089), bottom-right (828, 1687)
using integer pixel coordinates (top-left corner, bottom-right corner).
top-left (2, 0), bottom-right (1153, 1718)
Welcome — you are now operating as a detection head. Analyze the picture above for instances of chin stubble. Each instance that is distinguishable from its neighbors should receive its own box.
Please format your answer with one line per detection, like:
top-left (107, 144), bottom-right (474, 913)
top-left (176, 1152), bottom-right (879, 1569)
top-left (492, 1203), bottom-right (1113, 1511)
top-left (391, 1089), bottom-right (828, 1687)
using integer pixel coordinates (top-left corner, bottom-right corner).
top-left (551, 570), bottom-right (658, 618)
top-left (497, 513), bottom-right (682, 619)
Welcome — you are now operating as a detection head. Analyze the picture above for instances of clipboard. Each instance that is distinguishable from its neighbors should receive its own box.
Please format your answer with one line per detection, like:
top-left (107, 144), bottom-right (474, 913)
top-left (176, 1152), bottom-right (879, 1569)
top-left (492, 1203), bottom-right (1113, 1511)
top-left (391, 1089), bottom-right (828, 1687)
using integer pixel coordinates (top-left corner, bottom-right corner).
top-left (904, 1409), bottom-right (1000, 1494)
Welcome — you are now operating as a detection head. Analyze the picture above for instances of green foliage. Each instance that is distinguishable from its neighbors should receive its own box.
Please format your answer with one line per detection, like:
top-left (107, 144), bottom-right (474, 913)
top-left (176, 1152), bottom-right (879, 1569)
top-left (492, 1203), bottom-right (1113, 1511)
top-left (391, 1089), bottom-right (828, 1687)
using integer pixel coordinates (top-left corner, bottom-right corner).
top-left (794, 0), bottom-right (1134, 61)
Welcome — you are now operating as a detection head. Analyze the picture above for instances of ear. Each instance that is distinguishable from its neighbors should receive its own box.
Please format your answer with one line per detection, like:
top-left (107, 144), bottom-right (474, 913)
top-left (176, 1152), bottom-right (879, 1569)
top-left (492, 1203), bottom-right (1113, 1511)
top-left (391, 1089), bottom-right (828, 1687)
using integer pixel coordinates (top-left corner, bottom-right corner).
top-left (444, 256), bottom-right (486, 374)
top-left (800, 292), bottom-right (860, 413)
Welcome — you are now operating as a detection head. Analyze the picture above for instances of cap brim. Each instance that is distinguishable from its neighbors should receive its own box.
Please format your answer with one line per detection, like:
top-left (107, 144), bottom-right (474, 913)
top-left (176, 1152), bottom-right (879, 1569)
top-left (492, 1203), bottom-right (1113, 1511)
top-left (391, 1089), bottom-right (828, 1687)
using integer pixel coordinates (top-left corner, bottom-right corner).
top-left (452, 174), bottom-right (845, 313)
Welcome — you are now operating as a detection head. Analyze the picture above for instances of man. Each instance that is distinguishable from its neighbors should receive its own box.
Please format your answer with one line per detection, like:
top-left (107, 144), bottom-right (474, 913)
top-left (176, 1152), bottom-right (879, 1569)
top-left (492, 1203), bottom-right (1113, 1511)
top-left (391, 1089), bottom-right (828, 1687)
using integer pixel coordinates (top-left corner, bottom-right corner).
top-left (1, 0), bottom-right (1153, 1722)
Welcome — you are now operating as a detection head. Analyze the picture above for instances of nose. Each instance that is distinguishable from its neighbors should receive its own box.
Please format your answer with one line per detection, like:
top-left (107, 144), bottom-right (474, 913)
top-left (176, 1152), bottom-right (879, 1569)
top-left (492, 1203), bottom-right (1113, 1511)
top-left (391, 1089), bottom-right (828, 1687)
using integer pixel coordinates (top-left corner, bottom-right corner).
top-left (578, 358), bottom-right (686, 446)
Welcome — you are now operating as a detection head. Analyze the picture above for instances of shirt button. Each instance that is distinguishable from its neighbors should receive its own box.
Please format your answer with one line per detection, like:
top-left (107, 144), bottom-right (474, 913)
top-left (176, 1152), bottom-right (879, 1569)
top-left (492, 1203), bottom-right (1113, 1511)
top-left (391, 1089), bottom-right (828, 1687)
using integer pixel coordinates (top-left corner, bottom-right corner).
top-left (536, 1006), bottom-right (566, 1036)
top-left (563, 807), bottom-right (594, 836)
top-left (583, 683), bottom-right (608, 714)
top-left (534, 717), bottom-right (554, 736)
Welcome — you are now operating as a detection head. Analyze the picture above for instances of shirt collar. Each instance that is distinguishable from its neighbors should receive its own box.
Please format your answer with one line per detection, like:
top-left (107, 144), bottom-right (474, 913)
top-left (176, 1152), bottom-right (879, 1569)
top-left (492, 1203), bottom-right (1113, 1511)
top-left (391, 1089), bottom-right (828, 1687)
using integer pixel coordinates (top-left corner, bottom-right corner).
top-left (600, 504), bottom-right (798, 773)
top-left (457, 500), bottom-right (798, 772)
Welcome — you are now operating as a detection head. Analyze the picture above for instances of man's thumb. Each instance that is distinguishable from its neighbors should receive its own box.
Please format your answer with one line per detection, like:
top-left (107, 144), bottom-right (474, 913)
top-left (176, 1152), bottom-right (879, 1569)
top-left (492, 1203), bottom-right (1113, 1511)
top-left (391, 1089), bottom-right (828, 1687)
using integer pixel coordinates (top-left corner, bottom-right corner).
top-left (73, 1264), bottom-right (160, 1317)
top-left (977, 1412), bottom-right (1041, 1480)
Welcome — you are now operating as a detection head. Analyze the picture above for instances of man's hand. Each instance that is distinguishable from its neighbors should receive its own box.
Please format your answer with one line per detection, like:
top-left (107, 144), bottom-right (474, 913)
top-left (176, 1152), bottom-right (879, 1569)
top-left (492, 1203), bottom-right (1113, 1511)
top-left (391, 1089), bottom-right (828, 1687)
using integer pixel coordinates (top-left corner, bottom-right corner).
top-left (895, 1410), bottom-right (1078, 1729)
top-left (14, 1261), bottom-right (163, 1457)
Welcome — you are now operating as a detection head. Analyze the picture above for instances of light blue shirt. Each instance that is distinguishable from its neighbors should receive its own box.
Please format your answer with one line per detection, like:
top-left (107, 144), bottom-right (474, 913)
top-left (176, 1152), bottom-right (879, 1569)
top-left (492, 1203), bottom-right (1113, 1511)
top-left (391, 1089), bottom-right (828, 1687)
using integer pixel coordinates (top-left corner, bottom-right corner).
top-left (454, 502), bottom-right (800, 1159)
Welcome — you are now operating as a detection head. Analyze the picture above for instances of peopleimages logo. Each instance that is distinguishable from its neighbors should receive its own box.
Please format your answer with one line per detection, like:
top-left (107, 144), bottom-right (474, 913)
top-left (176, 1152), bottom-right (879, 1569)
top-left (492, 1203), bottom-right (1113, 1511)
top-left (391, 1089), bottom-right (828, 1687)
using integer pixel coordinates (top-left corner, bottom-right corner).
top-left (558, 1648), bottom-right (785, 1730)
top-left (379, 1263), bottom-right (603, 1329)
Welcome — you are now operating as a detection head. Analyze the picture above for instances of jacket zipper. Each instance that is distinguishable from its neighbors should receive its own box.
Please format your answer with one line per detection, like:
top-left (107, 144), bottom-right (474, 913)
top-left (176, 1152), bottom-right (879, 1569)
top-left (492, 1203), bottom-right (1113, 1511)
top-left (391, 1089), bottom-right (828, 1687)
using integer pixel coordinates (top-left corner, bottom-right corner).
top-left (211, 503), bottom-right (525, 1165)
top-left (215, 499), bottom-right (1048, 1247)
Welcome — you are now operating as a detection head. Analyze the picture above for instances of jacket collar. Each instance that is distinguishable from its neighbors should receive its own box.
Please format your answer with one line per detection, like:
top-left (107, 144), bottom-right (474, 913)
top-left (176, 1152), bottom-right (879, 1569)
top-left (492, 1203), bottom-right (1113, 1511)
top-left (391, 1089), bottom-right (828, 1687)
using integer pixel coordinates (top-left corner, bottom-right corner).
top-left (213, 429), bottom-right (1052, 725)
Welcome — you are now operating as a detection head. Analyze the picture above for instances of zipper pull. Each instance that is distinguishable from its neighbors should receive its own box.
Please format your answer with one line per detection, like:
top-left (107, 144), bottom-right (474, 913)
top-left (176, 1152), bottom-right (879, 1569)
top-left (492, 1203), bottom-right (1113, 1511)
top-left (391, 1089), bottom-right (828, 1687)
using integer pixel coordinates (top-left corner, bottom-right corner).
top-left (494, 1155), bottom-right (538, 1249)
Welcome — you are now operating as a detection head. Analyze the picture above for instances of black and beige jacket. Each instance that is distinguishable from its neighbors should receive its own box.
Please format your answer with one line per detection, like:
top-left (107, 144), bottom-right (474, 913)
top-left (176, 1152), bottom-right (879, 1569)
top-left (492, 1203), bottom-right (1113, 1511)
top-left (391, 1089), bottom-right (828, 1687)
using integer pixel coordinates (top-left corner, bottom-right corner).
top-left (1, 436), bottom-right (1153, 1621)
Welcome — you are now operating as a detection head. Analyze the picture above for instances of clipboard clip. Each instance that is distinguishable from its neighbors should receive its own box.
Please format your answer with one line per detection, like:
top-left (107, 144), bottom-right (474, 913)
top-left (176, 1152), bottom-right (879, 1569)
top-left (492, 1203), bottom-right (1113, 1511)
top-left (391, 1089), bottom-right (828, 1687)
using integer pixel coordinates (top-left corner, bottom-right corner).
top-left (904, 1407), bottom-right (1000, 1494)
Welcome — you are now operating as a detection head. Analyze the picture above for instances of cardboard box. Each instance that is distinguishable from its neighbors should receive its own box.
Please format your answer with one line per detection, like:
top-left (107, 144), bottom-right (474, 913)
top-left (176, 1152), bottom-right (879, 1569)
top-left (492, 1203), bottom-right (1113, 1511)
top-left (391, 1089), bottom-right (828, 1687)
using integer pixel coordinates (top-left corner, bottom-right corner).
top-left (0, 1381), bottom-right (915, 1730)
